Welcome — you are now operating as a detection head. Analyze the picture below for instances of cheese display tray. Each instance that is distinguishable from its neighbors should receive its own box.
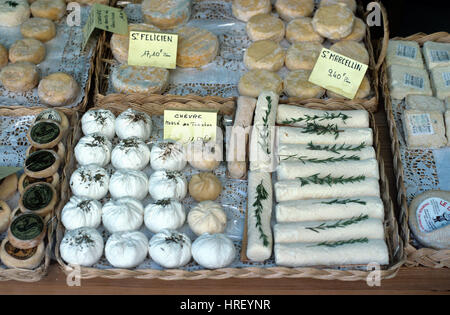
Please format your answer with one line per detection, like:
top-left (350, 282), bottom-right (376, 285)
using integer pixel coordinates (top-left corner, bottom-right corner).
top-left (380, 32), bottom-right (450, 268)
top-left (95, 0), bottom-right (387, 112)
top-left (55, 96), bottom-right (404, 281)
top-left (0, 6), bottom-right (97, 111)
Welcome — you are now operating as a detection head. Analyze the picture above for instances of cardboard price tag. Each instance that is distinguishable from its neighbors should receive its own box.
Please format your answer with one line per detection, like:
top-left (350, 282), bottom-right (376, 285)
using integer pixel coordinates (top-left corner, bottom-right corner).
top-left (128, 31), bottom-right (178, 69)
top-left (308, 48), bottom-right (368, 99)
top-left (82, 4), bottom-right (128, 49)
top-left (163, 109), bottom-right (217, 143)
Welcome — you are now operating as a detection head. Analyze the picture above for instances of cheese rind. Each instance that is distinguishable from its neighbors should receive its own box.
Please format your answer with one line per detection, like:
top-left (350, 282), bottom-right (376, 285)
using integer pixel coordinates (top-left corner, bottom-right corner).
top-left (405, 95), bottom-right (445, 112)
top-left (402, 109), bottom-right (447, 148)
top-left (38, 72), bottom-right (79, 106)
top-left (286, 17), bottom-right (324, 43)
top-left (430, 66), bottom-right (450, 100)
top-left (30, 0), bottom-right (66, 21)
top-left (283, 70), bottom-right (325, 99)
top-left (338, 17), bottom-right (366, 42)
top-left (244, 40), bottom-right (285, 72)
top-left (387, 64), bottom-right (432, 99)
top-left (246, 13), bottom-right (285, 42)
top-left (141, 0), bottom-right (191, 30)
top-left (20, 17), bottom-right (56, 42)
top-left (0, 62), bottom-right (39, 92)
top-left (176, 26), bottom-right (219, 68)
top-left (319, 0), bottom-right (357, 12)
top-left (278, 143), bottom-right (376, 161)
top-left (311, 4), bottom-right (355, 40)
top-left (423, 41), bottom-right (450, 70)
top-left (326, 75), bottom-right (371, 99)
top-left (232, 0), bottom-right (271, 22)
top-left (329, 40), bottom-right (369, 65)
top-left (9, 38), bottom-right (46, 64)
top-left (274, 0), bottom-right (314, 21)
top-left (285, 42), bottom-right (323, 71)
top-left (0, 0), bottom-right (30, 27)
top-left (111, 64), bottom-right (169, 94)
top-left (238, 69), bottom-right (283, 97)
top-left (386, 40), bottom-right (424, 69)
top-left (0, 45), bottom-right (7, 68)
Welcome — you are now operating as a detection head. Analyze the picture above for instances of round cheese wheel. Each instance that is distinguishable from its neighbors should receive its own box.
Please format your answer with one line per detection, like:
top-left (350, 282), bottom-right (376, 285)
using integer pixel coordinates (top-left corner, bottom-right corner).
top-left (19, 182), bottom-right (57, 217)
top-left (27, 141), bottom-right (65, 161)
top-left (34, 108), bottom-right (69, 132)
top-left (238, 69), bottom-right (283, 98)
top-left (286, 17), bottom-right (324, 43)
top-left (339, 17), bottom-right (366, 42)
top-left (27, 120), bottom-right (63, 149)
top-left (327, 75), bottom-right (371, 99)
top-left (30, 0), bottom-right (66, 21)
top-left (246, 13), bottom-right (285, 42)
top-left (284, 70), bottom-right (325, 99)
top-left (320, 0), bottom-right (357, 12)
top-left (0, 44), bottom-right (8, 68)
top-left (329, 40), bottom-right (369, 64)
top-left (409, 190), bottom-right (450, 249)
top-left (37, 72), bottom-right (79, 106)
top-left (141, 0), bottom-right (191, 30)
top-left (111, 64), bottom-right (169, 94)
top-left (24, 149), bottom-right (61, 178)
top-left (285, 41), bottom-right (323, 71)
top-left (232, 0), bottom-right (271, 22)
top-left (18, 172), bottom-right (59, 195)
top-left (312, 4), bottom-right (355, 40)
top-left (176, 26), bottom-right (219, 68)
top-left (0, 174), bottom-right (17, 201)
top-left (9, 38), bottom-right (46, 64)
top-left (20, 17), bottom-right (56, 42)
top-left (188, 172), bottom-right (222, 202)
top-left (0, 200), bottom-right (11, 233)
top-left (0, 0), bottom-right (30, 27)
top-left (0, 238), bottom-right (45, 269)
top-left (244, 40), bottom-right (285, 72)
top-left (0, 62), bottom-right (39, 92)
top-left (8, 213), bottom-right (46, 250)
top-left (110, 23), bottom-right (160, 64)
top-left (275, 0), bottom-right (314, 21)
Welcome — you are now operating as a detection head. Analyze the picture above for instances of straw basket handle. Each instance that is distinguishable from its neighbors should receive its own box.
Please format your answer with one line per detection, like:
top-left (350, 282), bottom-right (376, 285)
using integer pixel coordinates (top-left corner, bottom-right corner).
top-left (370, 1), bottom-right (389, 71)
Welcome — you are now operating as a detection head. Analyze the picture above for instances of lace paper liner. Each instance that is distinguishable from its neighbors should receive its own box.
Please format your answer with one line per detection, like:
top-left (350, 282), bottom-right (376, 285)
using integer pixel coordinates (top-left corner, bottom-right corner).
top-left (0, 7), bottom-right (96, 108)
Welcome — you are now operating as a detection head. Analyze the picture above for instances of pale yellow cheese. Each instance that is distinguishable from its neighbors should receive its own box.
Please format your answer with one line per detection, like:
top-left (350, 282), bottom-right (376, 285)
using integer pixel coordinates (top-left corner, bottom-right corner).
top-left (274, 0), bottom-right (314, 21)
top-left (9, 38), bottom-right (46, 64)
top-left (423, 41), bottom-right (450, 70)
top-left (111, 64), bottom-right (169, 94)
top-left (386, 40), bottom-right (424, 69)
top-left (430, 65), bottom-right (450, 100)
top-left (285, 41), bottom-right (323, 71)
top-left (246, 13), bottom-right (285, 42)
top-left (0, 61), bottom-right (39, 92)
top-left (244, 40), bottom-right (285, 72)
top-left (176, 26), bottom-right (219, 68)
top-left (238, 69), bottom-right (283, 97)
top-left (21, 17), bottom-right (56, 42)
top-left (38, 72), bottom-right (79, 106)
top-left (30, 0), bottom-right (66, 21)
top-left (338, 17), bottom-right (366, 42)
top-left (402, 109), bottom-right (447, 148)
top-left (319, 0), bottom-right (357, 12)
top-left (329, 40), bottom-right (369, 65)
top-left (232, 0), bottom-right (271, 22)
top-left (311, 4), bottom-right (355, 40)
top-left (0, 44), bottom-right (7, 68)
top-left (327, 75), bottom-right (371, 99)
top-left (283, 70), bottom-right (325, 99)
top-left (141, 0), bottom-right (191, 30)
top-left (286, 17), bottom-right (324, 43)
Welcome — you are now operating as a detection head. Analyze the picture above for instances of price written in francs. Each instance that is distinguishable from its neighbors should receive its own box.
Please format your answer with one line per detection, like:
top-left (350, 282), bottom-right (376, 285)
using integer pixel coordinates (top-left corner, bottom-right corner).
top-left (308, 48), bottom-right (368, 99)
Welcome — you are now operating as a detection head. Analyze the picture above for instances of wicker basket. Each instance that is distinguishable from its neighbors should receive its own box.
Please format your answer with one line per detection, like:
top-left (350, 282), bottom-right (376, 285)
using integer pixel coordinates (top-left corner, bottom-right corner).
top-left (380, 32), bottom-right (450, 268)
top-left (55, 96), bottom-right (404, 281)
top-left (94, 0), bottom-right (389, 113)
top-left (0, 107), bottom-right (76, 281)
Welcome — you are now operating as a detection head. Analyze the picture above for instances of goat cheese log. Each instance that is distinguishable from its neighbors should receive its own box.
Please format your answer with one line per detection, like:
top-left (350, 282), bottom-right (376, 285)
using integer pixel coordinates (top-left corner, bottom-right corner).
top-left (226, 96), bottom-right (257, 179)
top-left (277, 159), bottom-right (380, 180)
top-left (249, 91), bottom-right (279, 172)
top-left (276, 105), bottom-right (369, 128)
top-left (276, 196), bottom-right (385, 222)
top-left (278, 143), bottom-right (376, 162)
top-left (274, 177), bottom-right (380, 202)
top-left (274, 218), bottom-right (385, 243)
top-left (246, 171), bottom-right (273, 261)
top-left (274, 239), bottom-right (389, 267)
top-left (278, 126), bottom-right (373, 146)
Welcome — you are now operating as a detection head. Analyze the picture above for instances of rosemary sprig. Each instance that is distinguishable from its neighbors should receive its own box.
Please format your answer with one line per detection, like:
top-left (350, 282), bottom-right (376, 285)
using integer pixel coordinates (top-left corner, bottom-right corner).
top-left (306, 142), bottom-right (366, 154)
top-left (253, 181), bottom-right (269, 247)
top-left (309, 238), bottom-right (369, 248)
top-left (282, 112), bottom-right (350, 125)
top-left (280, 154), bottom-right (360, 163)
top-left (302, 123), bottom-right (342, 139)
top-left (305, 214), bottom-right (369, 233)
top-left (319, 198), bottom-right (367, 205)
top-left (297, 174), bottom-right (366, 187)
top-left (257, 96), bottom-right (273, 155)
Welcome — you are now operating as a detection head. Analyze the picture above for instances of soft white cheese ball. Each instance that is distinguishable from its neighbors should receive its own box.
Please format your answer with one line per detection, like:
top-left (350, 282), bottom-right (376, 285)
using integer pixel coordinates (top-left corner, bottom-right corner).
top-left (150, 141), bottom-right (187, 171)
top-left (102, 197), bottom-right (144, 233)
top-left (61, 196), bottom-right (102, 230)
top-left (187, 201), bottom-right (227, 236)
top-left (148, 170), bottom-right (187, 201)
top-left (191, 233), bottom-right (236, 269)
top-left (70, 165), bottom-right (109, 200)
top-left (115, 108), bottom-right (152, 140)
top-left (144, 199), bottom-right (186, 233)
top-left (105, 231), bottom-right (148, 268)
top-left (111, 137), bottom-right (151, 171)
top-left (60, 227), bottom-right (104, 267)
top-left (75, 134), bottom-right (112, 167)
top-left (81, 109), bottom-right (116, 140)
top-left (109, 169), bottom-right (149, 200)
top-left (149, 229), bottom-right (192, 268)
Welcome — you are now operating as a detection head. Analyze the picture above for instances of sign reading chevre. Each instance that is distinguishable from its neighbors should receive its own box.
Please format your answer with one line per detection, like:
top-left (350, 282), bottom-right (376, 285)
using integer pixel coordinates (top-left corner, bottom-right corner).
top-left (128, 31), bottom-right (178, 69)
top-left (163, 109), bottom-right (217, 143)
top-left (82, 4), bottom-right (128, 50)
top-left (308, 48), bottom-right (368, 99)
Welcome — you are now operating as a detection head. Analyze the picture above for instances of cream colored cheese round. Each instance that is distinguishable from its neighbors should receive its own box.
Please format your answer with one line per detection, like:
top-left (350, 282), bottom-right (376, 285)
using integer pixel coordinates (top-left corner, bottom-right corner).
top-left (0, 44), bottom-right (7, 68)
top-left (187, 201), bottom-right (227, 236)
top-left (9, 38), bottom-right (46, 64)
top-left (286, 17), bottom-right (324, 43)
top-left (320, 0), bottom-right (357, 12)
top-left (285, 41), bottom-right (323, 71)
top-left (232, 0), bottom-right (271, 22)
top-left (327, 75), bottom-right (371, 99)
top-left (188, 172), bottom-right (222, 202)
top-left (275, 0), bottom-right (314, 21)
top-left (312, 4), bottom-right (355, 40)
top-left (30, 0), bottom-right (66, 21)
top-left (141, 0), bottom-right (191, 30)
top-left (110, 23), bottom-right (160, 64)
top-left (0, 61), bottom-right (39, 92)
top-left (339, 17), bottom-right (366, 42)
top-left (0, 0), bottom-right (30, 27)
top-left (0, 238), bottom-right (45, 269)
top-left (176, 26), bottom-right (219, 68)
top-left (329, 40), bottom-right (369, 64)
top-left (38, 72), bottom-right (79, 106)
top-left (111, 64), bottom-right (169, 95)
top-left (284, 70), bottom-right (325, 99)
top-left (244, 40), bottom-right (285, 72)
top-left (246, 13), bottom-right (285, 42)
top-left (21, 17), bottom-right (56, 42)
top-left (0, 200), bottom-right (11, 233)
top-left (238, 69), bottom-right (283, 97)
top-left (81, 109), bottom-right (116, 140)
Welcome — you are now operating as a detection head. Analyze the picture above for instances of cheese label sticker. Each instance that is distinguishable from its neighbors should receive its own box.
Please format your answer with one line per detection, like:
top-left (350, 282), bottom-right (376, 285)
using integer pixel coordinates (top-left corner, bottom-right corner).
top-left (430, 50), bottom-right (450, 63)
top-left (396, 43), bottom-right (417, 59)
top-left (128, 31), bottom-right (178, 69)
top-left (404, 73), bottom-right (424, 89)
top-left (442, 72), bottom-right (450, 87)
top-left (82, 4), bottom-right (128, 50)
top-left (416, 197), bottom-right (450, 233)
top-left (163, 109), bottom-right (217, 143)
top-left (308, 48), bottom-right (368, 99)
top-left (409, 113), bottom-right (434, 136)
